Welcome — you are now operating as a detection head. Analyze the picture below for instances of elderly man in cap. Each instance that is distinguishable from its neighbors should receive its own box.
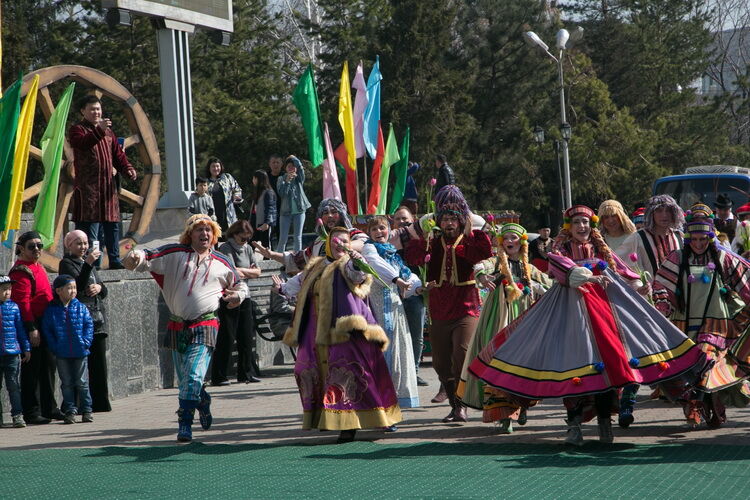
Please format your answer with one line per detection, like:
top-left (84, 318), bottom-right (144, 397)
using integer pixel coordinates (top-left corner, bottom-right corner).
top-left (123, 214), bottom-right (247, 442)
top-left (9, 231), bottom-right (62, 425)
top-left (714, 194), bottom-right (737, 243)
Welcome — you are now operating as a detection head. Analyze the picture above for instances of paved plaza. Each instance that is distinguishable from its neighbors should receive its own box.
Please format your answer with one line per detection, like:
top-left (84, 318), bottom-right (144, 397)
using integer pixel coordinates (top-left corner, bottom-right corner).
top-left (3, 363), bottom-right (750, 449)
top-left (2, 363), bottom-right (750, 499)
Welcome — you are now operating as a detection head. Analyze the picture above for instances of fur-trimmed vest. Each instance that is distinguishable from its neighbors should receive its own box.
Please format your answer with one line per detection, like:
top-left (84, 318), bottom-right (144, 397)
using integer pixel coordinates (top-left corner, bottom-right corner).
top-left (282, 256), bottom-right (389, 351)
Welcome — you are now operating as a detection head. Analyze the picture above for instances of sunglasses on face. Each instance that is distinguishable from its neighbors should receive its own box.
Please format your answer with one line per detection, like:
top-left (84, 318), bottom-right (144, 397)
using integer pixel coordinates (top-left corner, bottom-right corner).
top-left (26, 243), bottom-right (44, 250)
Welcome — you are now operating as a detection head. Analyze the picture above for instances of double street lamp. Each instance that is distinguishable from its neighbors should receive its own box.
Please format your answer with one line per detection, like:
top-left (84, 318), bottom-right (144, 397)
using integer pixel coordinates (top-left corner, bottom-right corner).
top-left (524, 28), bottom-right (581, 210)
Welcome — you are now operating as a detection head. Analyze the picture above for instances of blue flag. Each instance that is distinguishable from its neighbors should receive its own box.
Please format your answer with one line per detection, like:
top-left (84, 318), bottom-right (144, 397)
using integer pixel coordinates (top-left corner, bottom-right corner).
top-left (363, 56), bottom-right (382, 159)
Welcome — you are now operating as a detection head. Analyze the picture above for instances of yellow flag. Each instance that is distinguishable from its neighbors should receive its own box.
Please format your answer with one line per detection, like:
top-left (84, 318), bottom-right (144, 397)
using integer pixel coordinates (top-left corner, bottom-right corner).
top-left (337, 61), bottom-right (356, 171)
top-left (3, 75), bottom-right (39, 238)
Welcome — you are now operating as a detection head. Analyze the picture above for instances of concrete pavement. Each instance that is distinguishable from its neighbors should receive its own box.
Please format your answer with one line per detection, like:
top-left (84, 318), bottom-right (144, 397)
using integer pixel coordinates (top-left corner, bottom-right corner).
top-left (1, 362), bottom-right (749, 450)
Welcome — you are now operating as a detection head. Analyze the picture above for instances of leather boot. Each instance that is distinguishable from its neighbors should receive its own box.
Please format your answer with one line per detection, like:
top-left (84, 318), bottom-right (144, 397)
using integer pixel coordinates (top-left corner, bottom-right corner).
top-left (431, 383), bottom-right (448, 403)
top-left (198, 386), bottom-right (212, 430)
top-left (441, 380), bottom-right (458, 423)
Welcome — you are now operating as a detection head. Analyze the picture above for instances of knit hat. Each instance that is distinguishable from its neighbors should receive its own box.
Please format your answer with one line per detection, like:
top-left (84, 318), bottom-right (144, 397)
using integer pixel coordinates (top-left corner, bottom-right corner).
top-left (52, 274), bottom-right (76, 290)
top-left (63, 230), bottom-right (89, 251)
top-left (500, 223), bottom-right (528, 245)
top-left (563, 205), bottom-right (598, 229)
top-left (434, 185), bottom-right (471, 232)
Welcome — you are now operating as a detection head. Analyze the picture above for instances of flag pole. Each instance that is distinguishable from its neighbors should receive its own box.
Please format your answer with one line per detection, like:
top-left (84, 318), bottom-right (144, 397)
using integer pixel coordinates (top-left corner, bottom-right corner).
top-left (362, 155), bottom-right (368, 214)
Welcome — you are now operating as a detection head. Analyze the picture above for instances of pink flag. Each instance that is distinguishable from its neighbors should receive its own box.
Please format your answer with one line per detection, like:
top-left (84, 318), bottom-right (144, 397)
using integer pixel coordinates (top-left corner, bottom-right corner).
top-left (352, 62), bottom-right (368, 159)
top-left (322, 122), bottom-right (342, 200)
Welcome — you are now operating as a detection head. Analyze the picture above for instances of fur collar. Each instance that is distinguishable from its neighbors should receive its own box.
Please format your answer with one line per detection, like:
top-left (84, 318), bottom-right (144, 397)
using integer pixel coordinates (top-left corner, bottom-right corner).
top-left (282, 255), bottom-right (387, 351)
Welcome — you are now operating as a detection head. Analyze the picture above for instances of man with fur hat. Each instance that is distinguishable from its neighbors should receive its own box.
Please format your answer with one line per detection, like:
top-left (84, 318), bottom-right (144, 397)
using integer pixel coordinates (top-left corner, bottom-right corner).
top-left (714, 194), bottom-right (737, 243)
top-left (254, 198), bottom-right (368, 273)
top-left (405, 185), bottom-right (492, 423)
top-left (273, 227), bottom-right (401, 443)
top-left (122, 214), bottom-right (247, 442)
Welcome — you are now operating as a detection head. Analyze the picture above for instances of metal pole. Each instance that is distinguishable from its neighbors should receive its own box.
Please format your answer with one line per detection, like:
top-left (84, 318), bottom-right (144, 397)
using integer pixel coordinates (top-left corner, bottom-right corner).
top-left (558, 52), bottom-right (572, 209)
top-left (555, 141), bottom-right (564, 212)
top-left (362, 154), bottom-right (367, 215)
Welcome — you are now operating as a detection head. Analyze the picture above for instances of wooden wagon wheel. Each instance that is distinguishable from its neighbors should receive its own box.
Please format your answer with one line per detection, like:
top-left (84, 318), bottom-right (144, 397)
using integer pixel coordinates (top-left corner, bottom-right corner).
top-left (20, 65), bottom-right (161, 271)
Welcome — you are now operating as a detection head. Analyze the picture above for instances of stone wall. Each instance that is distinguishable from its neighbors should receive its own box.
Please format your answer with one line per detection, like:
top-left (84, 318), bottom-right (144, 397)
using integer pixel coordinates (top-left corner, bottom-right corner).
top-left (0, 258), bottom-right (292, 421)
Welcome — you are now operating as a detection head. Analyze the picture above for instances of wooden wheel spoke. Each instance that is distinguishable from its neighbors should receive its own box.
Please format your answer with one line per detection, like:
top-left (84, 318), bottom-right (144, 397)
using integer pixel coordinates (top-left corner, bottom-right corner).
top-left (123, 134), bottom-right (142, 149)
top-left (119, 188), bottom-right (144, 207)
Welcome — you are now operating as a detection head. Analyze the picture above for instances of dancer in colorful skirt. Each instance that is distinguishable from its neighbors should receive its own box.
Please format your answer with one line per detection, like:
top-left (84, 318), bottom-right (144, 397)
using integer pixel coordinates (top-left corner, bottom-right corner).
top-left (653, 218), bottom-right (750, 428)
top-left (276, 227), bottom-right (401, 444)
top-left (122, 214), bottom-right (247, 442)
top-left (362, 216), bottom-right (425, 414)
top-left (468, 205), bottom-right (707, 445)
top-left (405, 186), bottom-right (493, 423)
top-left (457, 223), bottom-right (551, 434)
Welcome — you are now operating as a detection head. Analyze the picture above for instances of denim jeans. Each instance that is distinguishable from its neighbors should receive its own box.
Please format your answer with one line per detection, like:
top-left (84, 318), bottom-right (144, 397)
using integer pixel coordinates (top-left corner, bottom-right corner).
top-left (276, 212), bottom-right (306, 252)
top-left (402, 294), bottom-right (425, 373)
top-left (56, 357), bottom-right (92, 415)
top-left (1, 354), bottom-right (23, 416)
top-left (76, 221), bottom-right (121, 266)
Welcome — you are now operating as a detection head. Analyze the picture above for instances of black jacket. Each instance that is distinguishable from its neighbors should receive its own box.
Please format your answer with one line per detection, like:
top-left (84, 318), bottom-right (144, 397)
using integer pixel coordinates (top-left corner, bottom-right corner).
top-left (434, 163), bottom-right (456, 197)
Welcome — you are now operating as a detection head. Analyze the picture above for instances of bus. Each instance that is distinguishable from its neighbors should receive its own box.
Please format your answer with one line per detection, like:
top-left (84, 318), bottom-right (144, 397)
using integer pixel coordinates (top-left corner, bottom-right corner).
top-left (652, 165), bottom-right (750, 210)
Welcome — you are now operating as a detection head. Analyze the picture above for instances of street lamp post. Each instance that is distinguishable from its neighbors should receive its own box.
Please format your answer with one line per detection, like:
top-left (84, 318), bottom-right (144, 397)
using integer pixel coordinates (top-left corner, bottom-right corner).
top-left (533, 125), bottom-right (565, 214)
top-left (524, 29), bottom-right (580, 209)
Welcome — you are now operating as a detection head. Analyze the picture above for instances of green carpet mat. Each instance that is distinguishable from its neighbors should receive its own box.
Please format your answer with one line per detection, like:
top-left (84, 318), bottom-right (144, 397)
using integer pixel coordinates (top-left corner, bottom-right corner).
top-left (2, 441), bottom-right (748, 499)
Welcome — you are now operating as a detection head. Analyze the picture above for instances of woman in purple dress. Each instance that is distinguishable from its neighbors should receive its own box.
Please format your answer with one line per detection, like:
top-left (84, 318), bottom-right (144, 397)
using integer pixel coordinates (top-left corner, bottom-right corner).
top-left (274, 227), bottom-right (401, 443)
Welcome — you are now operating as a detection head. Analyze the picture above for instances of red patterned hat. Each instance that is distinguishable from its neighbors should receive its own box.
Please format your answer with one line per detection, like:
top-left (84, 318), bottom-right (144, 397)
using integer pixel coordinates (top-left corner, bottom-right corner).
top-left (563, 205), bottom-right (598, 229)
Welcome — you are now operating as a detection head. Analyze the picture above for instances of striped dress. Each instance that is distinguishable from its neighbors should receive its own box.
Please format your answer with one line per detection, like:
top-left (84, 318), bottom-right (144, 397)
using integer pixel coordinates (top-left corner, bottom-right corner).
top-left (653, 248), bottom-right (750, 394)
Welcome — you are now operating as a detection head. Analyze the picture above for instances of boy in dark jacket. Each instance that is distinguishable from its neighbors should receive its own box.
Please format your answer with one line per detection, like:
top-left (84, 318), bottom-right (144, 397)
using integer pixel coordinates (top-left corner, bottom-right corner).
top-left (42, 275), bottom-right (94, 424)
top-left (0, 275), bottom-right (31, 428)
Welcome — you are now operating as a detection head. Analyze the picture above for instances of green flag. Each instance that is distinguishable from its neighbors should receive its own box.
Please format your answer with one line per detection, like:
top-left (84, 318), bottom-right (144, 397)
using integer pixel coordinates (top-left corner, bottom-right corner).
top-left (376, 123), bottom-right (401, 215)
top-left (388, 127), bottom-right (410, 214)
top-left (0, 78), bottom-right (22, 231)
top-left (292, 64), bottom-right (325, 167)
top-left (33, 82), bottom-right (75, 247)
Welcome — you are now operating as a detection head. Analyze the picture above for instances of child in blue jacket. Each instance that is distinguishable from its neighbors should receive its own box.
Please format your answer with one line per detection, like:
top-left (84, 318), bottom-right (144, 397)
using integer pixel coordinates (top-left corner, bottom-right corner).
top-left (0, 275), bottom-right (31, 428)
top-left (42, 275), bottom-right (94, 424)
